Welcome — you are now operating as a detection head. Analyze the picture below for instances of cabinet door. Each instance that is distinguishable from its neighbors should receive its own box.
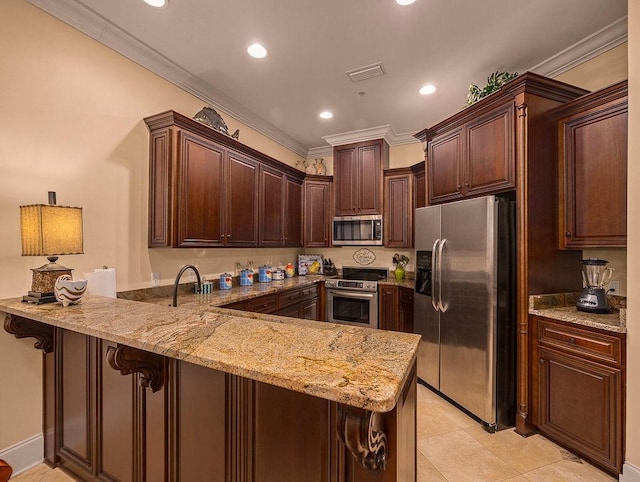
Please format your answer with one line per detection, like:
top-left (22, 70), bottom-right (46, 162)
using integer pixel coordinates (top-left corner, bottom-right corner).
top-left (398, 287), bottom-right (414, 333)
top-left (334, 146), bottom-right (358, 215)
top-left (428, 127), bottom-right (464, 204)
top-left (357, 143), bottom-right (382, 215)
top-left (57, 330), bottom-right (96, 478)
top-left (384, 174), bottom-right (412, 248)
top-left (226, 152), bottom-right (259, 247)
top-left (301, 297), bottom-right (319, 321)
top-left (259, 167), bottom-right (285, 246)
top-left (250, 381), bottom-right (334, 482)
top-left (559, 98), bottom-right (627, 248)
top-left (283, 176), bottom-right (303, 247)
top-left (176, 131), bottom-right (225, 247)
top-left (413, 168), bottom-right (426, 209)
top-left (538, 347), bottom-right (622, 473)
top-left (378, 285), bottom-right (398, 331)
top-left (304, 179), bottom-right (332, 247)
top-left (465, 102), bottom-right (515, 197)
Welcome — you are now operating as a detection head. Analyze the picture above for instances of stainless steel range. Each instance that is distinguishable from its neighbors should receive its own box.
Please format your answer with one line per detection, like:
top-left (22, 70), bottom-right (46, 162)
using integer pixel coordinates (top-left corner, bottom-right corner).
top-left (325, 267), bottom-right (388, 329)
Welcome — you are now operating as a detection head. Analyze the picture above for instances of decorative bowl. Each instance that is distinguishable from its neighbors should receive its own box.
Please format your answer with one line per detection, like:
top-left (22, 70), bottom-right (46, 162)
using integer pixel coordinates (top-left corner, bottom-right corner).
top-left (54, 275), bottom-right (87, 307)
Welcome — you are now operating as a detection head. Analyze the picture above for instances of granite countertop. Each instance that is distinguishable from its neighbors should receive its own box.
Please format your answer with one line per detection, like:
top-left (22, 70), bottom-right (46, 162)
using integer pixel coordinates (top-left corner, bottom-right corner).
top-left (0, 292), bottom-right (419, 413)
top-left (529, 293), bottom-right (626, 334)
top-left (117, 275), bottom-right (326, 308)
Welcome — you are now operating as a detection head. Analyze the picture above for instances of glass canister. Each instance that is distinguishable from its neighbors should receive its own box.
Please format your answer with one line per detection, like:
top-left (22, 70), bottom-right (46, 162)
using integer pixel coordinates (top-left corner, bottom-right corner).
top-left (219, 273), bottom-right (233, 290)
top-left (258, 265), bottom-right (272, 283)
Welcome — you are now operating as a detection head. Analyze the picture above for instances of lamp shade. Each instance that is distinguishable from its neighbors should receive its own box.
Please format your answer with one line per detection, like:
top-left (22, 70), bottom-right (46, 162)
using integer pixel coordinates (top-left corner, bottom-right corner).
top-left (20, 204), bottom-right (83, 256)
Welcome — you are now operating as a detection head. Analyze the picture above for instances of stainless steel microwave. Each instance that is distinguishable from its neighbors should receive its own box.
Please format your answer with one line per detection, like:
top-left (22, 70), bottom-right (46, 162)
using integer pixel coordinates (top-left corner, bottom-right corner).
top-left (332, 215), bottom-right (383, 246)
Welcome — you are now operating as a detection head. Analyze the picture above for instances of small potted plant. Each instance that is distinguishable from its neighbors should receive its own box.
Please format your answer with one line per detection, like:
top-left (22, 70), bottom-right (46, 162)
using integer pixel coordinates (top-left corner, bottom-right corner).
top-left (392, 253), bottom-right (409, 280)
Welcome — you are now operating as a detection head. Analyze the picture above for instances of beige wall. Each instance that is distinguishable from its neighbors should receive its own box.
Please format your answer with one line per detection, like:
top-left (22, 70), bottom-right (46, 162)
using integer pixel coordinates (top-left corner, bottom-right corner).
top-left (0, 0), bottom-right (305, 450)
top-left (1, 0), bottom-right (637, 473)
top-left (625, 2), bottom-right (639, 474)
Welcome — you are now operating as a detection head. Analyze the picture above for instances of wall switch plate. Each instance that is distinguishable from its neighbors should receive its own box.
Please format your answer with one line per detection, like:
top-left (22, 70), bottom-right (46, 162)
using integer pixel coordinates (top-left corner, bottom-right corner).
top-left (152, 272), bottom-right (160, 287)
top-left (609, 280), bottom-right (620, 294)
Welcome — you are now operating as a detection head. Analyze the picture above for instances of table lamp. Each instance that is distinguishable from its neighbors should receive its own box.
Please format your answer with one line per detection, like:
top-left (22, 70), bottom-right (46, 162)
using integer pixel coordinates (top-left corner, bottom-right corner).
top-left (20, 192), bottom-right (83, 304)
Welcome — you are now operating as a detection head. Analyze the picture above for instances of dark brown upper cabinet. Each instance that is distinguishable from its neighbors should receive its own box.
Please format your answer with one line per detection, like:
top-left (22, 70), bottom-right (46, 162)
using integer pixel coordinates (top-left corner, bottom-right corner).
top-left (304, 175), bottom-right (332, 248)
top-left (384, 168), bottom-right (413, 248)
top-left (424, 102), bottom-right (515, 204)
top-left (144, 111), bottom-right (303, 248)
top-left (259, 166), bottom-right (303, 247)
top-left (333, 139), bottom-right (389, 216)
top-left (552, 80), bottom-right (628, 249)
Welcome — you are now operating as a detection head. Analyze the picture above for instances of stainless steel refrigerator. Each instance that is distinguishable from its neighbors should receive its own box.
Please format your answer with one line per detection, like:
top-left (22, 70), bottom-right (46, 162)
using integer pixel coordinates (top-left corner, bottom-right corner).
top-left (413, 195), bottom-right (516, 431)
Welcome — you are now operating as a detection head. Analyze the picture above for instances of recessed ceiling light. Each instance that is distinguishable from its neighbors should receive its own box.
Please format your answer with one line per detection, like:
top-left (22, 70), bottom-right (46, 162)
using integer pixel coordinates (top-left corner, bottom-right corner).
top-left (143, 0), bottom-right (167, 7)
top-left (247, 43), bottom-right (268, 58)
top-left (319, 111), bottom-right (333, 119)
top-left (396, 0), bottom-right (416, 5)
top-left (419, 84), bottom-right (437, 95)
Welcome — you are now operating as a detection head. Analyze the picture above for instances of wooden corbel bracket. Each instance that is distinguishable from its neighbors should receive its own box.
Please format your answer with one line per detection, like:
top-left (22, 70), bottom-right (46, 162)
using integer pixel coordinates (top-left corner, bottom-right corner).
top-left (3, 314), bottom-right (54, 353)
top-left (106, 344), bottom-right (165, 392)
top-left (337, 404), bottom-right (388, 473)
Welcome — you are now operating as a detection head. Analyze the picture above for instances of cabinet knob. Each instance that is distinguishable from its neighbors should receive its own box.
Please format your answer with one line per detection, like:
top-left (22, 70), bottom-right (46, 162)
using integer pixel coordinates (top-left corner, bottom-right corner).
top-left (569, 337), bottom-right (576, 344)
top-left (565, 231), bottom-right (572, 237)
top-left (540, 358), bottom-right (545, 364)
top-left (464, 182), bottom-right (469, 187)
top-left (457, 184), bottom-right (462, 191)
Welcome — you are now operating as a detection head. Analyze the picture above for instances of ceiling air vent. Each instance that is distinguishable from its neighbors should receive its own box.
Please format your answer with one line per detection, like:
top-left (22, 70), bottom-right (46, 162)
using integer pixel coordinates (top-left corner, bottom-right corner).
top-left (346, 62), bottom-right (385, 82)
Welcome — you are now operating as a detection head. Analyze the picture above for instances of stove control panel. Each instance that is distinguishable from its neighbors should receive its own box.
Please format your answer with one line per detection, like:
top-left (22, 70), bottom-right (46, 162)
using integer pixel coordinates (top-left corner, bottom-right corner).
top-left (325, 279), bottom-right (378, 292)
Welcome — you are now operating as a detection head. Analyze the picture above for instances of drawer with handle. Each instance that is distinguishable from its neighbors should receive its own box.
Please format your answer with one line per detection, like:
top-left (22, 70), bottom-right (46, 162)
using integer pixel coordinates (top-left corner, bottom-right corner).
top-left (537, 317), bottom-right (622, 366)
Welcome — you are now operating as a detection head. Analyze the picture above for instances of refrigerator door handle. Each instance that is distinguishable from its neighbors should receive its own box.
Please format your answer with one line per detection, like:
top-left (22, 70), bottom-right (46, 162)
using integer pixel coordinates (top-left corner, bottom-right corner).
top-left (438, 238), bottom-right (447, 312)
top-left (431, 239), bottom-right (440, 312)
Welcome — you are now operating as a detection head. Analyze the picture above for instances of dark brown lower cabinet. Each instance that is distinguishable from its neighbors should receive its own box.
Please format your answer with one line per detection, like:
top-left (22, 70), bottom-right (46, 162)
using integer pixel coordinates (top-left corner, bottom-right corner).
top-left (379, 285), bottom-right (414, 333)
top-left (222, 284), bottom-right (320, 321)
top-left (41, 325), bottom-right (415, 482)
top-left (531, 315), bottom-right (625, 475)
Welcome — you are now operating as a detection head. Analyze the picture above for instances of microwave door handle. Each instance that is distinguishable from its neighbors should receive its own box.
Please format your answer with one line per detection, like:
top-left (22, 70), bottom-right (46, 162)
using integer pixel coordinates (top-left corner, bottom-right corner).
top-left (431, 239), bottom-right (439, 312)
top-left (437, 238), bottom-right (447, 313)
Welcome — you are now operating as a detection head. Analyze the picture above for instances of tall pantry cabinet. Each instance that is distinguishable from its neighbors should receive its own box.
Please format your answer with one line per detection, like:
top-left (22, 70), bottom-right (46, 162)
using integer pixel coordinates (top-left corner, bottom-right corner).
top-left (416, 72), bottom-right (589, 435)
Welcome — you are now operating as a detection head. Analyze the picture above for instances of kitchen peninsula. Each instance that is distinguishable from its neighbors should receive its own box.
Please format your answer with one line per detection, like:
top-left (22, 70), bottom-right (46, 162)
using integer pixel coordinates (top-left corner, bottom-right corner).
top-left (1, 292), bottom-right (418, 482)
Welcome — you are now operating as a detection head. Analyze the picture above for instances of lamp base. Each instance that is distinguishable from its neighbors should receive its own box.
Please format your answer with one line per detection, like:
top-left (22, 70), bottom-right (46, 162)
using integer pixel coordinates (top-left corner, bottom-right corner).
top-left (22, 291), bottom-right (57, 304)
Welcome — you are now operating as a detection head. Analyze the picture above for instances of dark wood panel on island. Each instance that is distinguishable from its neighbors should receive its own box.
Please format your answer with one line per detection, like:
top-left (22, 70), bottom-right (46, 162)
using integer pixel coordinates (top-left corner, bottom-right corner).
top-left (1, 295), bottom-right (418, 482)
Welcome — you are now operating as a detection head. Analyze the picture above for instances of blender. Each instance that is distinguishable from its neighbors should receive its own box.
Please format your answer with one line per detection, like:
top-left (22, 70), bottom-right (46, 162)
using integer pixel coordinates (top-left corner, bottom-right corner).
top-left (576, 258), bottom-right (613, 314)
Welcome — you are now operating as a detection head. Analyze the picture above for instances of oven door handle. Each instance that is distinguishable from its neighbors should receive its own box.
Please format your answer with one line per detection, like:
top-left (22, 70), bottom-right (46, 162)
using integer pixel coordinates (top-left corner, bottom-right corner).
top-left (327, 290), bottom-right (376, 300)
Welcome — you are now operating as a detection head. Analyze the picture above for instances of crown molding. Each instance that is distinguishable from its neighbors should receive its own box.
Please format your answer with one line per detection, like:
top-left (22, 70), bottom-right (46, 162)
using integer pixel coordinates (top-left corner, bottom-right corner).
top-left (530, 16), bottom-right (627, 78)
top-left (322, 125), bottom-right (396, 147)
top-left (26, 1), bottom-right (628, 158)
top-left (306, 146), bottom-right (334, 159)
top-left (26, 0), bottom-right (309, 158)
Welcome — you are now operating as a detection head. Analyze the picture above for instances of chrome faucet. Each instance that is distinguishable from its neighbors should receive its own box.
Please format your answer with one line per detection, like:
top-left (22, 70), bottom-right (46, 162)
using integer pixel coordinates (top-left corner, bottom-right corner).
top-left (172, 264), bottom-right (202, 307)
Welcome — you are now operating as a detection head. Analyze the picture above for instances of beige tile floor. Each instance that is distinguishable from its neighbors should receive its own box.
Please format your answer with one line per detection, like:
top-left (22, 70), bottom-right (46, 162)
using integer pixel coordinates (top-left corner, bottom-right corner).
top-left (10, 383), bottom-right (617, 481)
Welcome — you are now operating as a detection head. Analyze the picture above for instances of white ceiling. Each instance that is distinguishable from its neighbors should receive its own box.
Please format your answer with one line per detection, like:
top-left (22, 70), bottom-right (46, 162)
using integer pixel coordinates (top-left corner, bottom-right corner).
top-left (28, 0), bottom-right (627, 157)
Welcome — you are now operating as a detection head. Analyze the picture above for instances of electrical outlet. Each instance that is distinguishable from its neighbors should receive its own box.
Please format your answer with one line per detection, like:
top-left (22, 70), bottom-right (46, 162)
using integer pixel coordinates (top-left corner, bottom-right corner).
top-left (151, 272), bottom-right (160, 287)
top-left (609, 280), bottom-right (620, 293)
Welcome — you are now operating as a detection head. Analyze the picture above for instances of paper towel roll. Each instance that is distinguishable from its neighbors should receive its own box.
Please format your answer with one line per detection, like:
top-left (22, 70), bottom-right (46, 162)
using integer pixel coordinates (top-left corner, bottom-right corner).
top-left (84, 268), bottom-right (117, 298)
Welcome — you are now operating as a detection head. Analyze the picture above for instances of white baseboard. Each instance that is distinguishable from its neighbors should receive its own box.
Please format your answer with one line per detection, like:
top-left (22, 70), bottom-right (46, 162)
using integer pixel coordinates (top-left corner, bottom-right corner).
top-left (0, 434), bottom-right (43, 476)
top-left (621, 462), bottom-right (640, 482)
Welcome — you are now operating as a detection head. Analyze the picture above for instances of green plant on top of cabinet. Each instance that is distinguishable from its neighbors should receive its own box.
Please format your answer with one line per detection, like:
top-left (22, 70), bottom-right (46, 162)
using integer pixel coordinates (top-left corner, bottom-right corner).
top-left (552, 80), bottom-right (627, 249)
top-left (334, 139), bottom-right (389, 216)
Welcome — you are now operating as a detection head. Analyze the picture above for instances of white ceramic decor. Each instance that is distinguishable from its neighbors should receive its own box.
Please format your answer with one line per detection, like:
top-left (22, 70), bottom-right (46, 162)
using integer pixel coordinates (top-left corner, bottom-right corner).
top-left (54, 275), bottom-right (87, 307)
